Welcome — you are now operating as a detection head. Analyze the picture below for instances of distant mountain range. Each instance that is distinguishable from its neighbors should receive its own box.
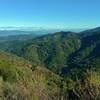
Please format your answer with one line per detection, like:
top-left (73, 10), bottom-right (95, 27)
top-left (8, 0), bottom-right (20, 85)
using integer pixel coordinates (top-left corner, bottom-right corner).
top-left (0, 27), bottom-right (87, 36)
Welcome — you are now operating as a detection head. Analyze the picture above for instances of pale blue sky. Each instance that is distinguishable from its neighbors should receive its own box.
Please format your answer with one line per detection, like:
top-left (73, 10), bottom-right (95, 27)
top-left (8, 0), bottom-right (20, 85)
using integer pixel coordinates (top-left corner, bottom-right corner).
top-left (0, 0), bottom-right (100, 28)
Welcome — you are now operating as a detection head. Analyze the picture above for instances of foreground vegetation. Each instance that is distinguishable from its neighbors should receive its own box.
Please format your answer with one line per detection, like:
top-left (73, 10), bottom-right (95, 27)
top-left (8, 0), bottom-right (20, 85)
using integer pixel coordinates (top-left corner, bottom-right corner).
top-left (0, 54), bottom-right (100, 100)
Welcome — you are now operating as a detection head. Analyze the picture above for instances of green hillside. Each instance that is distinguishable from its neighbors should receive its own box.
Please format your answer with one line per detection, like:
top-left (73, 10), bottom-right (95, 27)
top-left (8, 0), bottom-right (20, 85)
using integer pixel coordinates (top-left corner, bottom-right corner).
top-left (9, 28), bottom-right (100, 76)
top-left (0, 27), bottom-right (100, 100)
top-left (69, 28), bottom-right (100, 73)
top-left (11, 32), bottom-right (81, 74)
top-left (0, 51), bottom-right (69, 100)
top-left (0, 51), bottom-right (100, 100)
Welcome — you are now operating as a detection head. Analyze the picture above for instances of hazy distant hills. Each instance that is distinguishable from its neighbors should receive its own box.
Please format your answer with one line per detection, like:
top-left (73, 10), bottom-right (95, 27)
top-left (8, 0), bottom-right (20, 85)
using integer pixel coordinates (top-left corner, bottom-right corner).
top-left (0, 27), bottom-right (86, 37)
top-left (0, 30), bottom-right (40, 37)
top-left (0, 33), bottom-right (41, 51)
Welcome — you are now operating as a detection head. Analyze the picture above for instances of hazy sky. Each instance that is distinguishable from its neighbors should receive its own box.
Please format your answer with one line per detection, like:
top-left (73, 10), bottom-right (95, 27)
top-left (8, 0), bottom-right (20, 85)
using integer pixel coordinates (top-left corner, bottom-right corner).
top-left (0, 0), bottom-right (100, 28)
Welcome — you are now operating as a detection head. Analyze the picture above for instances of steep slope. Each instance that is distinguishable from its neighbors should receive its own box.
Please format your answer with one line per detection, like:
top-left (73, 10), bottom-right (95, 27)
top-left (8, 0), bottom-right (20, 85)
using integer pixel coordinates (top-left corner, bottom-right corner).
top-left (80, 27), bottom-right (100, 37)
top-left (69, 28), bottom-right (100, 71)
top-left (0, 51), bottom-right (35, 99)
top-left (0, 51), bottom-right (32, 68)
top-left (11, 31), bottom-right (81, 73)
top-left (55, 28), bottom-right (100, 80)
top-left (8, 28), bottom-right (100, 77)
top-left (0, 51), bottom-right (68, 100)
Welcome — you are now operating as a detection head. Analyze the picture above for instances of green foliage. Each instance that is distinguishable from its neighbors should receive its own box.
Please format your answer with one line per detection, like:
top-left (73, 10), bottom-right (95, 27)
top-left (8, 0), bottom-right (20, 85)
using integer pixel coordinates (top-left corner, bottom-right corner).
top-left (0, 52), bottom-right (68, 100)
top-left (0, 27), bottom-right (100, 99)
top-left (12, 32), bottom-right (81, 74)
top-left (68, 70), bottom-right (100, 100)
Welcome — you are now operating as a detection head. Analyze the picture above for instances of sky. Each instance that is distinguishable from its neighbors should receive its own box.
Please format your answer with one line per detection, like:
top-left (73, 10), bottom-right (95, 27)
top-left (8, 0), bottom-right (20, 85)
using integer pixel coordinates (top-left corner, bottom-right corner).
top-left (0, 0), bottom-right (100, 29)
